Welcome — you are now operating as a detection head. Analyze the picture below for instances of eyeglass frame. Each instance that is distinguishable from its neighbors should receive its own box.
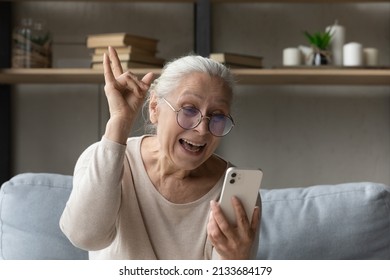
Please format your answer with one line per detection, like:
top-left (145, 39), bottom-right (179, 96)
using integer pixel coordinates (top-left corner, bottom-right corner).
top-left (161, 97), bottom-right (235, 137)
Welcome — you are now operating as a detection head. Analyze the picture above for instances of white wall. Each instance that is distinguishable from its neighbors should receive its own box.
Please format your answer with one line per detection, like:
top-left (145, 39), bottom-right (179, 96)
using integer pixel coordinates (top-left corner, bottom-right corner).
top-left (11, 2), bottom-right (390, 189)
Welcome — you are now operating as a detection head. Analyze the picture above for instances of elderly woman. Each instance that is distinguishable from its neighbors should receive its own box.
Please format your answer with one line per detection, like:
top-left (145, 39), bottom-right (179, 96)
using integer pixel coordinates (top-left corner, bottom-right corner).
top-left (60, 46), bottom-right (260, 260)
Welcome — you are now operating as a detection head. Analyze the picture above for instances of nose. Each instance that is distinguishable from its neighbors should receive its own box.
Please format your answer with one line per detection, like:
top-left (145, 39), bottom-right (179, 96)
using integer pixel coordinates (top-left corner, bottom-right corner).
top-left (195, 116), bottom-right (210, 135)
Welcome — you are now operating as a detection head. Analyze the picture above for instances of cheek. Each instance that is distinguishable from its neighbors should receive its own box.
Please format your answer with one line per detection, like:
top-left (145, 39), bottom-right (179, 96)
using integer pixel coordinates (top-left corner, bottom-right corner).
top-left (207, 137), bottom-right (221, 153)
top-left (156, 112), bottom-right (180, 136)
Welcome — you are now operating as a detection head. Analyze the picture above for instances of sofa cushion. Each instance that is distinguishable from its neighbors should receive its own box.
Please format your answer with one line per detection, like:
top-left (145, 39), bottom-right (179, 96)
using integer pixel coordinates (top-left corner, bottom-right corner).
top-left (0, 173), bottom-right (88, 260)
top-left (258, 182), bottom-right (390, 259)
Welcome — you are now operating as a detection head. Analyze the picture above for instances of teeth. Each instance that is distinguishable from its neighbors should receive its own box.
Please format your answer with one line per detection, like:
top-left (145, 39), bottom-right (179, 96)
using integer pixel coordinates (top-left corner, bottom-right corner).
top-left (182, 139), bottom-right (205, 147)
top-left (180, 139), bottom-right (207, 153)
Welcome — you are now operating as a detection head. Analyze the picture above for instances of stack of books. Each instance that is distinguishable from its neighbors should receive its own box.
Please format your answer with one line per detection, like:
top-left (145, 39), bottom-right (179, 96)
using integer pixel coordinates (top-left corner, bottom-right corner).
top-left (87, 32), bottom-right (165, 70)
top-left (209, 52), bottom-right (263, 68)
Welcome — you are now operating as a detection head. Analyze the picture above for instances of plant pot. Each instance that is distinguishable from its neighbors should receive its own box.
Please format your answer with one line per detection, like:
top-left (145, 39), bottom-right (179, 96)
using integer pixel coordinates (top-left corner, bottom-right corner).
top-left (312, 52), bottom-right (329, 66)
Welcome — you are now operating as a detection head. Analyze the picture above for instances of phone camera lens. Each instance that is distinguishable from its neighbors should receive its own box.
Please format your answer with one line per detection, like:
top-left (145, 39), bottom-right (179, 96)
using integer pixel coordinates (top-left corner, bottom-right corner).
top-left (230, 179), bottom-right (235, 184)
top-left (231, 172), bottom-right (237, 178)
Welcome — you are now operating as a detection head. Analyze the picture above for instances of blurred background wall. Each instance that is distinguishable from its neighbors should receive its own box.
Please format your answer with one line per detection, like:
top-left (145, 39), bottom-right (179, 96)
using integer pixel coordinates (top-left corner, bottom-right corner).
top-left (11, 1), bottom-right (390, 189)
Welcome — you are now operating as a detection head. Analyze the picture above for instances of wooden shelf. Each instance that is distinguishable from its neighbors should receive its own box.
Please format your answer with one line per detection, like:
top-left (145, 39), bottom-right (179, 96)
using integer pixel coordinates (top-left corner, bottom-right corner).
top-left (211, 0), bottom-right (390, 3)
top-left (233, 68), bottom-right (390, 85)
top-left (6, 0), bottom-right (196, 3)
top-left (4, 0), bottom-right (390, 3)
top-left (0, 68), bottom-right (161, 84)
top-left (1, 68), bottom-right (389, 85)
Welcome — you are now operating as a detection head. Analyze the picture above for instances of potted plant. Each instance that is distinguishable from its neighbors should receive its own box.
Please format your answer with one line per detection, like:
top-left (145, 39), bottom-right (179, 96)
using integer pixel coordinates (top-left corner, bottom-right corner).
top-left (304, 30), bottom-right (332, 66)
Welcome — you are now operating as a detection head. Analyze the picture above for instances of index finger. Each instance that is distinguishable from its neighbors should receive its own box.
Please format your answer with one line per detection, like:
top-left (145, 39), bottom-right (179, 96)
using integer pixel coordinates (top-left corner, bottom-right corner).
top-left (231, 196), bottom-right (251, 228)
top-left (103, 52), bottom-right (116, 85)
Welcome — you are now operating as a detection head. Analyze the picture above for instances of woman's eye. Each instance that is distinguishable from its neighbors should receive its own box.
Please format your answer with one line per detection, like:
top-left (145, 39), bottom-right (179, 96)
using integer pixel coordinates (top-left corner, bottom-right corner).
top-left (182, 107), bottom-right (200, 117)
top-left (211, 114), bottom-right (227, 122)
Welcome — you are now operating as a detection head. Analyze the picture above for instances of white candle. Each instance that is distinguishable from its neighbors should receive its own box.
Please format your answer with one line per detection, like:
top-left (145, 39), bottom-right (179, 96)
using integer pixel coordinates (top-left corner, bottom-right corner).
top-left (326, 21), bottom-right (346, 66)
top-left (363, 48), bottom-right (379, 66)
top-left (283, 48), bottom-right (301, 66)
top-left (343, 42), bottom-right (363, 66)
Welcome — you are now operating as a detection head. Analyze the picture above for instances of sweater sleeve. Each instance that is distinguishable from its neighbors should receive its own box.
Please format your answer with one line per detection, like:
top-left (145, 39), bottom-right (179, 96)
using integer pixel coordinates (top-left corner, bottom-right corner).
top-left (60, 137), bottom-right (127, 251)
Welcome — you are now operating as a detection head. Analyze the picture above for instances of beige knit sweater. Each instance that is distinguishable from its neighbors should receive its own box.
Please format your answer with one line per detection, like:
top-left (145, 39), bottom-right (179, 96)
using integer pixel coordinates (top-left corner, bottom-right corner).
top-left (60, 136), bottom-right (226, 259)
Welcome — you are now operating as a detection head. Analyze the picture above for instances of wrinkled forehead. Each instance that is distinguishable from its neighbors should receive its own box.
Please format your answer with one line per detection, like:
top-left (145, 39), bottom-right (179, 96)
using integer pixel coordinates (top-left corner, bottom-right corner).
top-left (171, 72), bottom-right (233, 102)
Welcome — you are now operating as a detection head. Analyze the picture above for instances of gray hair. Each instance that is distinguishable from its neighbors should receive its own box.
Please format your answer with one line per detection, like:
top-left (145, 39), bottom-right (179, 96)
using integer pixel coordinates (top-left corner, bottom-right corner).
top-left (143, 55), bottom-right (235, 134)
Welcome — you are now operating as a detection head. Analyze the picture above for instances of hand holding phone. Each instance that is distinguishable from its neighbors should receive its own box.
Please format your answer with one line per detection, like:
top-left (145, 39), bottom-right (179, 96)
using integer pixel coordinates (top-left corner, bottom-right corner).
top-left (218, 167), bottom-right (263, 225)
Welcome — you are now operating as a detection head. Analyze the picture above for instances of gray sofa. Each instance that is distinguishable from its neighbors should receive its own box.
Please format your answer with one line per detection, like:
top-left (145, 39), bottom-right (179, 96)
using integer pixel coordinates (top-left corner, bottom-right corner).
top-left (1, 173), bottom-right (389, 260)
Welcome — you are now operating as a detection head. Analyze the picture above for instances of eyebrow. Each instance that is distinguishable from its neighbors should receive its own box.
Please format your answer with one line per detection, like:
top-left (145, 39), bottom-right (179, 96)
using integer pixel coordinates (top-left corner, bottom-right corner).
top-left (179, 91), bottom-right (231, 107)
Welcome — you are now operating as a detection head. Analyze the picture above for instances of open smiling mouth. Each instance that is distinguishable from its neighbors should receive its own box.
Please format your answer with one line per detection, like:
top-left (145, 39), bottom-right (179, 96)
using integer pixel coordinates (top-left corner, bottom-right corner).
top-left (179, 139), bottom-right (207, 153)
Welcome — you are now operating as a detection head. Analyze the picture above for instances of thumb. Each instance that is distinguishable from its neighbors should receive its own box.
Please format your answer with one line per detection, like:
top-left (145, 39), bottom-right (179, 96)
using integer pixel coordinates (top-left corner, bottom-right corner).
top-left (141, 72), bottom-right (155, 88)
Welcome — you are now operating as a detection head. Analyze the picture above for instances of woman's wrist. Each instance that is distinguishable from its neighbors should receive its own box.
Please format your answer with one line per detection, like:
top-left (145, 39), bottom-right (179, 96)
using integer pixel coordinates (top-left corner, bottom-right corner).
top-left (104, 117), bottom-right (132, 145)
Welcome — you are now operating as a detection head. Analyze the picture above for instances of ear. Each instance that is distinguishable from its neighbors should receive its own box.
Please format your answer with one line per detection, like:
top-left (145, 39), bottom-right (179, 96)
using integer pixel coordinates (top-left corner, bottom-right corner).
top-left (149, 91), bottom-right (159, 124)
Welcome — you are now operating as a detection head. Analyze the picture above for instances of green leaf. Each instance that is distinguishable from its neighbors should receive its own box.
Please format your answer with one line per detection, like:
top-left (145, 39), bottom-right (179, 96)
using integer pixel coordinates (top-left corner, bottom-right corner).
top-left (303, 29), bottom-right (333, 50)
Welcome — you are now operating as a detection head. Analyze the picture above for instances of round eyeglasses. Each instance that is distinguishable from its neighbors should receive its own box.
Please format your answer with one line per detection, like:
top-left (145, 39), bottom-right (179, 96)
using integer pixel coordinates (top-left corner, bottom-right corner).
top-left (162, 98), bottom-right (234, 137)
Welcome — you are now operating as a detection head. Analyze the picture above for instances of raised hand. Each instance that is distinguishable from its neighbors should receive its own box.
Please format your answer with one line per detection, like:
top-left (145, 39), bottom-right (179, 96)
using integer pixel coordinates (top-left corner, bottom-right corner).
top-left (103, 46), bottom-right (154, 144)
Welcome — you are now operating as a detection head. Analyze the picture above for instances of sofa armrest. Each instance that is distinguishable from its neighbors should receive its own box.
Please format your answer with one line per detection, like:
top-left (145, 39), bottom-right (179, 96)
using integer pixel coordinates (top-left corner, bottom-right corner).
top-left (257, 182), bottom-right (390, 259)
top-left (0, 173), bottom-right (88, 260)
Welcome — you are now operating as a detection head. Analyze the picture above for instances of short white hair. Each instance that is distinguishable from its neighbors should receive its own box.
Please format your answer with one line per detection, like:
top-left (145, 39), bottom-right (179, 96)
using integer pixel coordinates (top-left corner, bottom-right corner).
top-left (143, 55), bottom-right (235, 134)
top-left (150, 55), bottom-right (235, 97)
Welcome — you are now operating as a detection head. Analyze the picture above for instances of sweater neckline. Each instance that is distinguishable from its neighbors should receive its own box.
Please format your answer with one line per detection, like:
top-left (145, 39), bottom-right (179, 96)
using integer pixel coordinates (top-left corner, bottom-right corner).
top-left (131, 135), bottom-right (229, 207)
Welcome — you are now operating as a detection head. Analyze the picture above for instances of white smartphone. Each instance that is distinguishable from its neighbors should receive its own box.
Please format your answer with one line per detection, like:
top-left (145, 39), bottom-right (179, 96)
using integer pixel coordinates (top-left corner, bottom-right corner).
top-left (218, 167), bottom-right (263, 225)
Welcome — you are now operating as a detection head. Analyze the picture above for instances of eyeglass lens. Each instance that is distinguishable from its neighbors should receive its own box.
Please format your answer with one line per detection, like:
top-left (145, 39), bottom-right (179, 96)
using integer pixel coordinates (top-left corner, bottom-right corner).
top-left (178, 107), bottom-right (233, 137)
